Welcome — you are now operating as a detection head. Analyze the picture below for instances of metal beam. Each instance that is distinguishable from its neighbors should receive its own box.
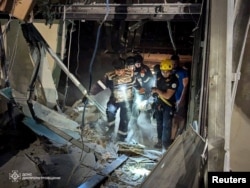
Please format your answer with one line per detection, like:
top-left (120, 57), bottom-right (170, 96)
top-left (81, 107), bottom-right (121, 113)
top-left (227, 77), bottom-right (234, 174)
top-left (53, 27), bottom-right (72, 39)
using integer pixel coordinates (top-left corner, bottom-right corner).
top-left (207, 0), bottom-right (231, 172)
top-left (31, 100), bottom-right (81, 132)
top-left (231, 0), bottom-right (250, 111)
top-left (78, 155), bottom-right (128, 188)
top-left (57, 3), bottom-right (202, 21)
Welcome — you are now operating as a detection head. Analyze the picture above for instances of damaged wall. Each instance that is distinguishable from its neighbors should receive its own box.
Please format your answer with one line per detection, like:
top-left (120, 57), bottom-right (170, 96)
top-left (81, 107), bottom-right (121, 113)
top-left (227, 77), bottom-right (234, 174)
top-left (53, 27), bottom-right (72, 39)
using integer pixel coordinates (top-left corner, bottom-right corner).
top-left (0, 19), bottom-right (62, 97)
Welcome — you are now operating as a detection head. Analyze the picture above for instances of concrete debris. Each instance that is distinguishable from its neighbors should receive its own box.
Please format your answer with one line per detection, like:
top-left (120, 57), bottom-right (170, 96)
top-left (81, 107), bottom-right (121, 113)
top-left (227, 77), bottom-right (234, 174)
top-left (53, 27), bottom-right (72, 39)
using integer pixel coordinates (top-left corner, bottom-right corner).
top-left (102, 157), bottom-right (155, 187)
top-left (62, 101), bottom-right (163, 187)
top-left (0, 93), bottom-right (163, 187)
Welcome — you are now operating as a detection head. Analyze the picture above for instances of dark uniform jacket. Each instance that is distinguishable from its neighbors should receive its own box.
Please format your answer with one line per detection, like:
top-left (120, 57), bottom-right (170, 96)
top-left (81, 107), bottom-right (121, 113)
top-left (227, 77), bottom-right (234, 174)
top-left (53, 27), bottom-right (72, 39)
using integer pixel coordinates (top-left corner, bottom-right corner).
top-left (105, 69), bottom-right (141, 103)
top-left (155, 73), bottom-right (178, 108)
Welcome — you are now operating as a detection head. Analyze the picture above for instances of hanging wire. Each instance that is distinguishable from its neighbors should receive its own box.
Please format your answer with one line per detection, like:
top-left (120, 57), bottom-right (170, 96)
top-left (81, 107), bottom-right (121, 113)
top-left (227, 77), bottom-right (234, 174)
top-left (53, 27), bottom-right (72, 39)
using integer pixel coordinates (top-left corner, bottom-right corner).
top-left (167, 21), bottom-right (177, 53)
top-left (189, 0), bottom-right (204, 32)
top-left (60, 5), bottom-right (66, 60)
top-left (2, 16), bottom-right (12, 35)
top-left (79, 0), bottom-right (110, 160)
top-left (75, 20), bottom-right (81, 76)
top-left (1, 16), bottom-right (13, 84)
top-left (80, 0), bottom-right (110, 132)
top-left (7, 22), bottom-right (21, 82)
top-left (88, 0), bottom-right (110, 93)
top-left (63, 20), bottom-right (74, 108)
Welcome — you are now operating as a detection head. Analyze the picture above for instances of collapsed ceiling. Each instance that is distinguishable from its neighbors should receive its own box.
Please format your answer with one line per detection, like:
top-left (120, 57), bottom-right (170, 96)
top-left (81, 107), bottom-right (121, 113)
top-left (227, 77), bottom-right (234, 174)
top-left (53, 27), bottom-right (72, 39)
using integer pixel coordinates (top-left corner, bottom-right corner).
top-left (0, 0), bottom-right (203, 55)
top-left (32, 0), bottom-right (203, 54)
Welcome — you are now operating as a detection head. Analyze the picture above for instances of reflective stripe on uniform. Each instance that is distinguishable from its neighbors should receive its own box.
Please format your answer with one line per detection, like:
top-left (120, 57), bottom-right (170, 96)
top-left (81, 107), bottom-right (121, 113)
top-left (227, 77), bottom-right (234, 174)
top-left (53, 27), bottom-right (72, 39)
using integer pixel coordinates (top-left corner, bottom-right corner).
top-left (159, 95), bottom-right (172, 107)
top-left (118, 130), bottom-right (128, 135)
top-left (143, 77), bottom-right (150, 83)
top-left (108, 120), bottom-right (115, 126)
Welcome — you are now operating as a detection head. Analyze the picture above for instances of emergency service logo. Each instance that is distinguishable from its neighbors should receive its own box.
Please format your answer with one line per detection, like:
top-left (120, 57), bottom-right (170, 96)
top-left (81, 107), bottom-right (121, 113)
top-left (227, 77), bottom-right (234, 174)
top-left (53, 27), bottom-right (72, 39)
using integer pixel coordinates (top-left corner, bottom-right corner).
top-left (8, 170), bottom-right (61, 182)
top-left (172, 83), bottom-right (177, 88)
top-left (9, 170), bottom-right (21, 182)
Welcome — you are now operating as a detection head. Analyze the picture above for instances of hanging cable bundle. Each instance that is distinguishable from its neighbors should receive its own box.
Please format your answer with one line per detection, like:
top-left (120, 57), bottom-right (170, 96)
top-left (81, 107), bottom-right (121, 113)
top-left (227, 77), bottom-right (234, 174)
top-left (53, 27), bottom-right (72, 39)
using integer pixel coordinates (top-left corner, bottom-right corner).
top-left (167, 21), bottom-right (177, 53)
top-left (81, 0), bottom-right (110, 128)
top-left (88, 0), bottom-right (110, 93)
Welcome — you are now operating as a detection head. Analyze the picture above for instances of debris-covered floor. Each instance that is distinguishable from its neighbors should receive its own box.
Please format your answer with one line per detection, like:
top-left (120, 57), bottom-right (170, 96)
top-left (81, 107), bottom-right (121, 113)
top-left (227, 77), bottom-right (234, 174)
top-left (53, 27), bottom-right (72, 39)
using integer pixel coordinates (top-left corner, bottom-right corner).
top-left (0, 98), bottom-right (164, 188)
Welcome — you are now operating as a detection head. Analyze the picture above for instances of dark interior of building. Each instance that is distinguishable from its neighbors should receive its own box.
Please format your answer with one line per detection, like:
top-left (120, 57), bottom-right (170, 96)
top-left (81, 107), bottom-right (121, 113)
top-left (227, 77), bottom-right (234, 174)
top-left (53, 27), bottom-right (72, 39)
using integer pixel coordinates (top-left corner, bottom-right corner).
top-left (58, 18), bottom-right (197, 106)
top-left (0, 1), bottom-right (208, 187)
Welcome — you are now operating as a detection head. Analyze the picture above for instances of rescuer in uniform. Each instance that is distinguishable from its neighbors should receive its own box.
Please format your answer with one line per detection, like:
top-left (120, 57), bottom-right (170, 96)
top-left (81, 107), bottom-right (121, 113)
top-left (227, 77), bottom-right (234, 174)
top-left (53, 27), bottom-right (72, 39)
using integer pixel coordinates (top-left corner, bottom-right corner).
top-left (134, 53), bottom-right (153, 80)
top-left (126, 54), bottom-right (153, 93)
top-left (105, 57), bottom-right (144, 142)
top-left (151, 59), bottom-right (178, 150)
top-left (170, 54), bottom-right (189, 140)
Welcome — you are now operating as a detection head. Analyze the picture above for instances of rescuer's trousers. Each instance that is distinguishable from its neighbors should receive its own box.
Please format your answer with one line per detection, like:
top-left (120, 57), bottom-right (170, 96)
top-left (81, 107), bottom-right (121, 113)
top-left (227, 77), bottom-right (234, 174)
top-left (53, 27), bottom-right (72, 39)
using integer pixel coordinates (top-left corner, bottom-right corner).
top-left (154, 104), bottom-right (174, 149)
top-left (106, 99), bottom-right (133, 141)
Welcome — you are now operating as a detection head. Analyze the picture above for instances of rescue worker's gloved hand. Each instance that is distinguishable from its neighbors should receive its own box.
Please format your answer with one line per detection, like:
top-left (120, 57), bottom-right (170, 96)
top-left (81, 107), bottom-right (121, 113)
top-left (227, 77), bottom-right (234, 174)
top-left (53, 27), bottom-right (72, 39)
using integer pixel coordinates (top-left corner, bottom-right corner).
top-left (151, 87), bottom-right (158, 95)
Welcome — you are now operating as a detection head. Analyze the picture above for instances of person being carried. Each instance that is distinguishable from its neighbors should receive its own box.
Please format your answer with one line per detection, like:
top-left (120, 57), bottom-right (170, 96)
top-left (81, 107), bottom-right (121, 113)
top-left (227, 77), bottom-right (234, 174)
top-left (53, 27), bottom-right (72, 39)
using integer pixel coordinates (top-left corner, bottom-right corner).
top-left (151, 59), bottom-right (178, 150)
top-left (105, 57), bottom-right (144, 142)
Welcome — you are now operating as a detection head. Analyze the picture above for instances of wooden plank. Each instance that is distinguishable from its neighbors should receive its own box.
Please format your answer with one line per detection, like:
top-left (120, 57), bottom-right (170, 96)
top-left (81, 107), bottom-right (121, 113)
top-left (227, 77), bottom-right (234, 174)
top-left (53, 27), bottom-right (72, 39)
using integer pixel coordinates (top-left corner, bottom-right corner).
top-left (78, 155), bottom-right (128, 188)
top-left (208, 0), bottom-right (229, 171)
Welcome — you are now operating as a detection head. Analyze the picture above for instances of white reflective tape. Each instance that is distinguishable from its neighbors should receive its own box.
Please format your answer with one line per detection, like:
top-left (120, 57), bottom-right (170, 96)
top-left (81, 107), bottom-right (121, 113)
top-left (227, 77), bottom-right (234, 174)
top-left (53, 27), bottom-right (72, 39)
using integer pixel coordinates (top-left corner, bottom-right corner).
top-left (97, 80), bottom-right (107, 90)
top-left (118, 130), bottom-right (128, 135)
top-left (108, 120), bottom-right (115, 126)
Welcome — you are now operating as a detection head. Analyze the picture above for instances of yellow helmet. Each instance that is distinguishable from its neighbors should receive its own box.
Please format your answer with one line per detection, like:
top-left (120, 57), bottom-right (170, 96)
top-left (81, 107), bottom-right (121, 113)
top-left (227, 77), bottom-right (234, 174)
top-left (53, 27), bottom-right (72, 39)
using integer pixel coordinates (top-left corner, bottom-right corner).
top-left (160, 59), bottom-right (173, 71)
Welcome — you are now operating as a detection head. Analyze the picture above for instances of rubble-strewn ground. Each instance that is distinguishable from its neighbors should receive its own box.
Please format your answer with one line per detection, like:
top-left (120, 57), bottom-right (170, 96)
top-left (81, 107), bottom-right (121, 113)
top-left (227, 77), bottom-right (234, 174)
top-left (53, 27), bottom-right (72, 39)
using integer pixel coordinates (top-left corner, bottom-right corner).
top-left (0, 107), bottom-right (163, 188)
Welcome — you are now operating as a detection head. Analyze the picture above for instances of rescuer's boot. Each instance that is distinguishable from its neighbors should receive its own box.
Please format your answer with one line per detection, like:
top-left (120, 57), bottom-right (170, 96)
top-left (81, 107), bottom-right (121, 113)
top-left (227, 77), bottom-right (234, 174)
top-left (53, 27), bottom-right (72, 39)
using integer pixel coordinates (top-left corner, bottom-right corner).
top-left (116, 134), bottom-right (126, 142)
top-left (154, 140), bottom-right (162, 148)
top-left (104, 123), bottom-right (115, 142)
